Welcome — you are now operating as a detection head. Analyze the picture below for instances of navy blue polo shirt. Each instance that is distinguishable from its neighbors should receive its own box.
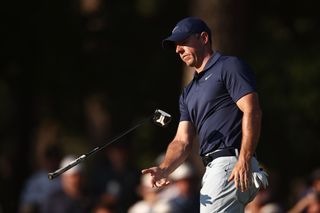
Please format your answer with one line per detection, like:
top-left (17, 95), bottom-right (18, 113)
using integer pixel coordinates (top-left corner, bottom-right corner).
top-left (179, 52), bottom-right (257, 156)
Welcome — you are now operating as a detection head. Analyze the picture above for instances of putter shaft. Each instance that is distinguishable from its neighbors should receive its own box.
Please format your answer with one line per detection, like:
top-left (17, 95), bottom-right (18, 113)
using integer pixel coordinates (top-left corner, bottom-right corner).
top-left (48, 109), bottom-right (171, 180)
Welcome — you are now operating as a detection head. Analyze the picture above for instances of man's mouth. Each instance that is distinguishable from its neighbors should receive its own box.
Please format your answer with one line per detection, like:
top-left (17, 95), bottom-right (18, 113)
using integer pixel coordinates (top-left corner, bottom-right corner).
top-left (182, 54), bottom-right (189, 60)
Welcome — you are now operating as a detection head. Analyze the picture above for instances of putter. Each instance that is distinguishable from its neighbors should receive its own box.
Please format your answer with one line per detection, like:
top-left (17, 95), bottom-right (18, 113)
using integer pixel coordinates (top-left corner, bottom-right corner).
top-left (48, 109), bottom-right (171, 180)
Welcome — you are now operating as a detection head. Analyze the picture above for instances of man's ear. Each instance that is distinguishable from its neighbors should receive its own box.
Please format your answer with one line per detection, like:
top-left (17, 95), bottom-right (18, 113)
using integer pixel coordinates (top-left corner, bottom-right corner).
top-left (200, 32), bottom-right (209, 44)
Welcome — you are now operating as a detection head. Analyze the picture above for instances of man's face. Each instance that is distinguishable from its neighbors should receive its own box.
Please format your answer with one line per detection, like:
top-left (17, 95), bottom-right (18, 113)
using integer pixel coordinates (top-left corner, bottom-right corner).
top-left (175, 34), bottom-right (204, 68)
top-left (62, 173), bottom-right (83, 195)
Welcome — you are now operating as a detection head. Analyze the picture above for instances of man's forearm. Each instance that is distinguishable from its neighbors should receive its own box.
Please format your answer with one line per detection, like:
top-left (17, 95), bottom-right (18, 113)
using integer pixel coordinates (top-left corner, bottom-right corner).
top-left (239, 108), bottom-right (262, 161)
top-left (159, 139), bottom-right (193, 176)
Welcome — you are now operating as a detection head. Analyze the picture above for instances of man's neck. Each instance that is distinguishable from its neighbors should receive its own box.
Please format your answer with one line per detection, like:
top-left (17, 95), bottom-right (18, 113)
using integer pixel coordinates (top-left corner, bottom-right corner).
top-left (195, 49), bottom-right (214, 73)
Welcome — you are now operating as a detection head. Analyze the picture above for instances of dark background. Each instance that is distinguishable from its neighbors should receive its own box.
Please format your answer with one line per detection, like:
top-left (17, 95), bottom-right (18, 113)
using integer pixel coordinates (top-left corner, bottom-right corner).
top-left (1, 0), bottom-right (319, 212)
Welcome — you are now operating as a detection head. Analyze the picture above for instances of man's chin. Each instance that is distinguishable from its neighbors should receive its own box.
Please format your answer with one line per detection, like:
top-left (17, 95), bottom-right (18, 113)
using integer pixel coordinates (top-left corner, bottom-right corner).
top-left (183, 59), bottom-right (194, 67)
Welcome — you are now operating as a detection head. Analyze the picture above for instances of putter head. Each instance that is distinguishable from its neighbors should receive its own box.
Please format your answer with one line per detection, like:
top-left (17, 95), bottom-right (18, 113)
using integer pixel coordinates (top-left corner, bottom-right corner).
top-left (153, 109), bottom-right (172, 127)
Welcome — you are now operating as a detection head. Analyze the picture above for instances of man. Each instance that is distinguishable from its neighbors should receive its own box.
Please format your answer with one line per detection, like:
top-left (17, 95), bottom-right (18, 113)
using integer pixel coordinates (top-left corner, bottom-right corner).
top-left (142, 17), bottom-right (268, 212)
top-left (41, 155), bottom-right (93, 213)
top-left (19, 144), bottom-right (62, 213)
top-left (288, 168), bottom-right (320, 213)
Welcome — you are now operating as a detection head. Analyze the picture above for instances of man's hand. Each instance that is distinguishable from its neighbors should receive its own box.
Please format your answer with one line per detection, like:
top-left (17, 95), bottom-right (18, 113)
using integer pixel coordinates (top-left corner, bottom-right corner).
top-left (141, 122), bottom-right (194, 189)
top-left (228, 158), bottom-right (251, 192)
top-left (141, 167), bottom-right (171, 188)
top-left (231, 92), bottom-right (261, 192)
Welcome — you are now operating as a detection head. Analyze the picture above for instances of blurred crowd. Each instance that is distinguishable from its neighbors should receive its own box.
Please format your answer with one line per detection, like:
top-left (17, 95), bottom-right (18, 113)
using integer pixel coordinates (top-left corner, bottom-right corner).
top-left (15, 145), bottom-right (320, 213)
top-left (17, 142), bottom-right (200, 213)
top-left (0, 93), bottom-right (319, 213)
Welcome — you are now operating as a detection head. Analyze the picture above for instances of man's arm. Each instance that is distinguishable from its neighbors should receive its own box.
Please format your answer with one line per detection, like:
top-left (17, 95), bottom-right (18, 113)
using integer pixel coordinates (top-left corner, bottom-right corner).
top-left (142, 120), bottom-right (196, 188)
top-left (228, 92), bottom-right (262, 191)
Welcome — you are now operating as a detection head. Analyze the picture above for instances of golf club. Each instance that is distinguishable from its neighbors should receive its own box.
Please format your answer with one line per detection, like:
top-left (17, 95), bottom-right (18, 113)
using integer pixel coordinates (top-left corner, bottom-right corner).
top-left (48, 109), bottom-right (171, 180)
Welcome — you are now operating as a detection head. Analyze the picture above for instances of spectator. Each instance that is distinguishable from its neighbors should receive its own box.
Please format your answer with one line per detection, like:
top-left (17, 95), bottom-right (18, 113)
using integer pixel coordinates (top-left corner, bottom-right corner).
top-left (19, 144), bottom-right (63, 213)
top-left (128, 173), bottom-right (162, 213)
top-left (88, 143), bottom-right (140, 213)
top-left (40, 155), bottom-right (93, 213)
top-left (309, 169), bottom-right (320, 194)
top-left (245, 188), bottom-right (284, 213)
top-left (288, 193), bottom-right (320, 213)
top-left (288, 168), bottom-right (320, 213)
top-left (245, 169), bottom-right (284, 213)
top-left (91, 200), bottom-right (116, 213)
top-left (153, 162), bottom-right (200, 213)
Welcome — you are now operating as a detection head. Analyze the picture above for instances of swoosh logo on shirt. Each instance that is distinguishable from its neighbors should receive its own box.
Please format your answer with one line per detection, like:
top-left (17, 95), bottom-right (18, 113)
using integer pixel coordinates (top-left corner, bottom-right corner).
top-left (205, 73), bottom-right (213, 80)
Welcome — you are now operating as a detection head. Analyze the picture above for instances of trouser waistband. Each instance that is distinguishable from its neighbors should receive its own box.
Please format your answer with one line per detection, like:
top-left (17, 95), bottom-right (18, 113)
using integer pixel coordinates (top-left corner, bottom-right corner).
top-left (201, 148), bottom-right (238, 167)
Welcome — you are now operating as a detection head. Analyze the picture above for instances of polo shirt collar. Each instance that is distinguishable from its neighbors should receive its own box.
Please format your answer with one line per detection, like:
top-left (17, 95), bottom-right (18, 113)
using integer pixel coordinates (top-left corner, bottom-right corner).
top-left (193, 51), bottom-right (221, 79)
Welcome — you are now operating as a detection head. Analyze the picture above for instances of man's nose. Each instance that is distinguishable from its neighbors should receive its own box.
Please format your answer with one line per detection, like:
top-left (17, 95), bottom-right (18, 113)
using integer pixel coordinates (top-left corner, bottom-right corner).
top-left (176, 45), bottom-right (183, 54)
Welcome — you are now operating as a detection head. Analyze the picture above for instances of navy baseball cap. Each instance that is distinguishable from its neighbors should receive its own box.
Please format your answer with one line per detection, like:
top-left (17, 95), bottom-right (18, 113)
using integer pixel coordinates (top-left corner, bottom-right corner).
top-left (162, 17), bottom-right (212, 49)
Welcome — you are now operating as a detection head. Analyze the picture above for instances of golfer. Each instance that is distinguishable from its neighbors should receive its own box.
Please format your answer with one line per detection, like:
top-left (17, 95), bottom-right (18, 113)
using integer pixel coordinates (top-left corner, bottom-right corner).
top-left (142, 17), bottom-right (268, 212)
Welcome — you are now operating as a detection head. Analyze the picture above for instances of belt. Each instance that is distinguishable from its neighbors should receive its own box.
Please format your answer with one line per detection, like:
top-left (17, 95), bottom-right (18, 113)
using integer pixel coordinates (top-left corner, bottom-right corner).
top-left (201, 149), bottom-right (238, 167)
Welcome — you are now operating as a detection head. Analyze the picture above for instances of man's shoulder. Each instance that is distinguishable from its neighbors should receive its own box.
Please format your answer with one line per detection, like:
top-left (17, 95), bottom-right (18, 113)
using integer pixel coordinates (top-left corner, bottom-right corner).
top-left (217, 53), bottom-right (251, 73)
top-left (218, 53), bottom-right (246, 65)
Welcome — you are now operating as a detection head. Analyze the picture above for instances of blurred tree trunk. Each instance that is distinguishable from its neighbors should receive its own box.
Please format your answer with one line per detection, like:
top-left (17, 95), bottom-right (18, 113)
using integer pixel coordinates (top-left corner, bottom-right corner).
top-left (184, 0), bottom-right (250, 174)
top-left (182, 0), bottom-right (250, 85)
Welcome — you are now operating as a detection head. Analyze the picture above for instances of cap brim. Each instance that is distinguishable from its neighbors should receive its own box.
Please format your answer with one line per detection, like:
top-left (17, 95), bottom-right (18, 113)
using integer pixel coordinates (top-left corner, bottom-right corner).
top-left (162, 32), bottom-right (191, 49)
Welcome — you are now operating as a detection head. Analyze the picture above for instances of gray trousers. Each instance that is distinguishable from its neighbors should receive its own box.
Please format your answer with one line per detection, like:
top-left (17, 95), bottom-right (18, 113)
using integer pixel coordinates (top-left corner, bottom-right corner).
top-left (200, 156), bottom-right (261, 213)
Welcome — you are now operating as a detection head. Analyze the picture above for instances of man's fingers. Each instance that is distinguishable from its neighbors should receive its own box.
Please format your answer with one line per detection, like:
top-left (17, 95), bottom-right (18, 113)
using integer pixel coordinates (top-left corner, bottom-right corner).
top-left (141, 169), bottom-right (150, 174)
top-left (234, 175), bottom-right (239, 189)
top-left (142, 167), bottom-right (170, 189)
top-left (152, 179), bottom-right (157, 188)
top-left (163, 179), bottom-right (171, 186)
top-left (229, 164), bottom-right (252, 191)
top-left (141, 168), bottom-right (155, 175)
top-left (228, 172), bottom-right (234, 182)
top-left (239, 172), bottom-right (251, 192)
top-left (241, 178), bottom-right (245, 192)
top-left (243, 173), bottom-right (249, 191)
top-left (154, 179), bottom-right (170, 188)
top-left (240, 178), bottom-right (246, 191)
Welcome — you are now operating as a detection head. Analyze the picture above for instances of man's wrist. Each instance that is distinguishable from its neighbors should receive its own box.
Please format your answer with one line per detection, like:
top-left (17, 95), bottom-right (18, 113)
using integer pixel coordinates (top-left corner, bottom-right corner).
top-left (159, 165), bottom-right (169, 177)
top-left (239, 152), bottom-right (253, 162)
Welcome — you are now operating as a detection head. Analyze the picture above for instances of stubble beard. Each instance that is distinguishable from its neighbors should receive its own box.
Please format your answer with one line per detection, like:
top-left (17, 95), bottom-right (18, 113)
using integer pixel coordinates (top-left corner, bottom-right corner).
top-left (182, 54), bottom-right (196, 67)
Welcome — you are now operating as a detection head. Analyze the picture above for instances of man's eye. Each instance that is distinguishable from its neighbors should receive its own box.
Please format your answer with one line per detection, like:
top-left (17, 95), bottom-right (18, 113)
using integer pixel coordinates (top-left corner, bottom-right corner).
top-left (181, 41), bottom-right (187, 46)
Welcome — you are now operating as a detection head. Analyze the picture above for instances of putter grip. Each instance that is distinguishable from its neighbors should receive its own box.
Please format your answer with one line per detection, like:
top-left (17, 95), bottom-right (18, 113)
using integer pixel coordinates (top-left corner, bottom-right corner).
top-left (48, 154), bottom-right (86, 180)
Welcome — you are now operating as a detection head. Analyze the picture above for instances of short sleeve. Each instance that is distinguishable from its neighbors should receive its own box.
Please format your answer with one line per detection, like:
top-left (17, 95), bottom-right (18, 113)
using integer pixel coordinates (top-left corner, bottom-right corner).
top-left (179, 91), bottom-right (191, 121)
top-left (222, 57), bottom-right (257, 102)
